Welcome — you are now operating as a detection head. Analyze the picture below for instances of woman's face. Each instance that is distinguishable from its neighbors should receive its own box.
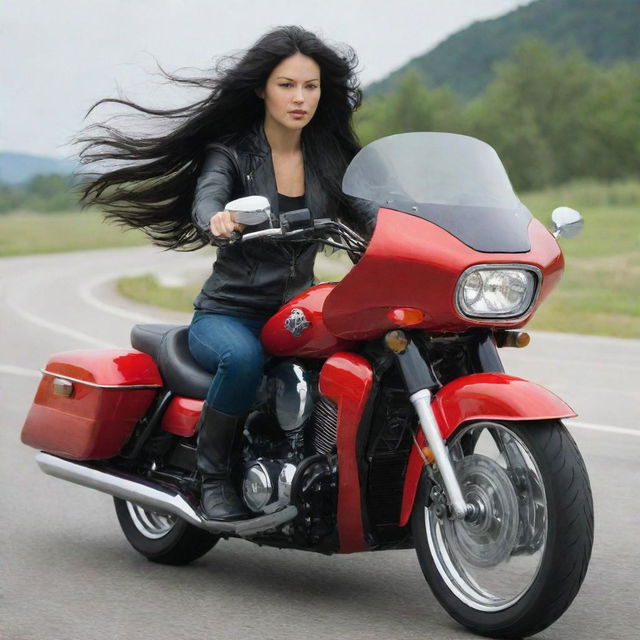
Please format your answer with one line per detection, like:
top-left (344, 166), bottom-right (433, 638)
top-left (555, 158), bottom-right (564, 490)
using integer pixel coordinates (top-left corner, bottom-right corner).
top-left (260, 53), bottom-right (321, 132)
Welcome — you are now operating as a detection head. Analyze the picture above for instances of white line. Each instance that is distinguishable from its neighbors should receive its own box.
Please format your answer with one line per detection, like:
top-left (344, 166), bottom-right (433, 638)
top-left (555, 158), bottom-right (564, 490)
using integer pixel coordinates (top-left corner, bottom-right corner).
top-left (0, 364), bottom-right (42, 379)
top-left (6, 301), bottom-right (117, 348)
top-left (79, 271), bottom-right (162, 324)
top-left (567, 420), bottom-right (640, 438)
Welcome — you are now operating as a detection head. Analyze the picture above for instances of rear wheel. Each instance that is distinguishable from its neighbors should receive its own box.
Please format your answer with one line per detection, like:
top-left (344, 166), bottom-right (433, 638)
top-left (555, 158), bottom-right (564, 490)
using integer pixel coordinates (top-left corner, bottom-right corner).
top-left (114, 498), bottom-right (220, 565)
top-left (412, 420), bottom-right (593, 639)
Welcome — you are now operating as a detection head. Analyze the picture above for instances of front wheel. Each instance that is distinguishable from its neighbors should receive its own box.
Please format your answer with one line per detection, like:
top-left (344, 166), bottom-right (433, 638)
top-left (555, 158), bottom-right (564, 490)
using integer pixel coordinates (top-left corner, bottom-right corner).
top-left (114, 498), bottom-right (220, 565)
top-left (412, 420), bottom-right (593, 639)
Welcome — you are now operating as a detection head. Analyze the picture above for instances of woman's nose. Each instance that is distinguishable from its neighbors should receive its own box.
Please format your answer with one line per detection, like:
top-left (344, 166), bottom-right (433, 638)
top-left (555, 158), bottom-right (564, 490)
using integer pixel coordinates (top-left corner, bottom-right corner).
top-left (293, 89), bottom-right (304, 103)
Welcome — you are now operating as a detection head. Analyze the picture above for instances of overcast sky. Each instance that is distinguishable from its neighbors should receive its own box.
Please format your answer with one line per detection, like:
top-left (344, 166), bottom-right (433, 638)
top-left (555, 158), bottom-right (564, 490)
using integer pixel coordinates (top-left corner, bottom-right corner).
top-left (1, 0), bottom-right (530, 159)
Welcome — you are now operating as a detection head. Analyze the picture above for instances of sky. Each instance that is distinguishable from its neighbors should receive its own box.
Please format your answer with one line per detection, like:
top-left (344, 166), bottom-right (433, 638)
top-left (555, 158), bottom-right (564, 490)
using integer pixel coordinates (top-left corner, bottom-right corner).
top-left (1, 0), bottom-right (530, 159)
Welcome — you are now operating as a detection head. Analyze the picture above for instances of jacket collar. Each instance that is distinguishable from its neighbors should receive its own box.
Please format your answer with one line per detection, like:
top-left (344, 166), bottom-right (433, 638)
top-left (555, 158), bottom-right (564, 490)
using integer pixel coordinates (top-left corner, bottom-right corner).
top-left (231, 120), bottom-right (329, 222)
top-left (235, 120), bottom-right (271, 160)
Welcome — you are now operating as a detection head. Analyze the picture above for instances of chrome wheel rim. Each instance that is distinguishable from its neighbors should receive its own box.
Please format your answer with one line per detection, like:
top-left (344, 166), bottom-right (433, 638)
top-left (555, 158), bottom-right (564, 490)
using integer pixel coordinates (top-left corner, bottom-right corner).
top-left (126, 501), bottom-right (178, 539)
top-left (425, 422), bottom-right (548, 611)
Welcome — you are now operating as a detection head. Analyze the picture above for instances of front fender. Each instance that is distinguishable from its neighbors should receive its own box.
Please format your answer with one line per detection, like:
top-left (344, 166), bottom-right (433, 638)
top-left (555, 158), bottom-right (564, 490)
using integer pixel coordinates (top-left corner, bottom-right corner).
top-left (399, 373), bottom-right (575, 527)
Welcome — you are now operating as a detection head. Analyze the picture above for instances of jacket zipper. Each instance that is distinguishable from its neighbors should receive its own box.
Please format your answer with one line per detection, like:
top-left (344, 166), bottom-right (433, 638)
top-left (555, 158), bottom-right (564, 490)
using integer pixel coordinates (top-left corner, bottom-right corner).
top-left (246, 161), bottom-right (295, 301)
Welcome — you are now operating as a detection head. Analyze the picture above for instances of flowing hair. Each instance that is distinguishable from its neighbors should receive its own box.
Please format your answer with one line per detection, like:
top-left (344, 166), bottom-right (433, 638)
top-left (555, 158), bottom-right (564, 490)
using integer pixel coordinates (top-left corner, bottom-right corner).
top-left (76, 26), bottom-right (362, 250)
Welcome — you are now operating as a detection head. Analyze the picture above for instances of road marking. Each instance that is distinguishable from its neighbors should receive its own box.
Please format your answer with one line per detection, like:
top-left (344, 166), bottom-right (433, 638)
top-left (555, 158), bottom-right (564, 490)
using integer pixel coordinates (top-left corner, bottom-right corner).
top-left (567, 420), bottom-right (639, 438)
top-left (5, 300), bottom-right (117, 348)
top-left (0, 364), bottom-right (41, 378)
top-left (79, 271), bottom-right (162, 324)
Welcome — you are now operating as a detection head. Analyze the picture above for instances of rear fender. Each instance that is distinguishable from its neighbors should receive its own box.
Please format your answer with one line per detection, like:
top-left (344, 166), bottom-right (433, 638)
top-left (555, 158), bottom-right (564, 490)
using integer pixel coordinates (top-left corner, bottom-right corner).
top-left (399, 373), bottom-right (575, 527)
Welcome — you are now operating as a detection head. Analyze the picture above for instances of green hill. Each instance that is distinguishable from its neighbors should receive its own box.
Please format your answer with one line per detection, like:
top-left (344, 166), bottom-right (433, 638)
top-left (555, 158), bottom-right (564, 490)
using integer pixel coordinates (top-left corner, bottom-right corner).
top-left (0, 152), bottom-right (77, 185)
top-left (367, 0), bottom-right (640, 98)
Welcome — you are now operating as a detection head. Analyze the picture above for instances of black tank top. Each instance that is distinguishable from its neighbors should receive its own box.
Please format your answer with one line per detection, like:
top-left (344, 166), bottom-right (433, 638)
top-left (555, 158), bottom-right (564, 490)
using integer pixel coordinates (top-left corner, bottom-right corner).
top-left (278, 193), bottom-right (306, 213)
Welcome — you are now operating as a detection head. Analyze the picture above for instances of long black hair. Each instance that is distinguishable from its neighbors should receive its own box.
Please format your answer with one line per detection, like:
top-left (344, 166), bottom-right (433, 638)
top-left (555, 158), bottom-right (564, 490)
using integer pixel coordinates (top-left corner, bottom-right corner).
top-left (77, 26), bottom-right (362, 250)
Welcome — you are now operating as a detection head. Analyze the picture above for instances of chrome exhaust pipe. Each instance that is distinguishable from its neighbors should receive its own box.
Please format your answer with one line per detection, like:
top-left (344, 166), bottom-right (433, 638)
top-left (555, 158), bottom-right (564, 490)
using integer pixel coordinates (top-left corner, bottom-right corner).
top-left (35, 452), bottom-right (297, 537)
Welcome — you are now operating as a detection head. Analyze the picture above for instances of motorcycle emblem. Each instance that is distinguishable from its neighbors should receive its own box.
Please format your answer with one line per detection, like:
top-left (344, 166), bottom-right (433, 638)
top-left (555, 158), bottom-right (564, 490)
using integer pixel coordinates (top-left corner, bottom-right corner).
top-left (284, 308), bottom-right (310, 337)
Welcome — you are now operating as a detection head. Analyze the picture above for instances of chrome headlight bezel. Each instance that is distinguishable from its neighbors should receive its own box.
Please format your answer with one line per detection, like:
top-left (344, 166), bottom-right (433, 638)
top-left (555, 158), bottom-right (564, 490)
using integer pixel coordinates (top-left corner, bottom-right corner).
top-left (454, 264), bottom-right (542, 321)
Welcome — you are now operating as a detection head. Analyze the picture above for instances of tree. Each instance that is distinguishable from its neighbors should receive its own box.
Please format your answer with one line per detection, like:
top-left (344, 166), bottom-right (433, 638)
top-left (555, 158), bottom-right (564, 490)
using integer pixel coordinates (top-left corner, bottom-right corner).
top-left (356, 70), bottom-right (463, 145)
top-left (581, 62), bottom-right (640, 180)
top-left (464, 38), bottom-right (596, 189)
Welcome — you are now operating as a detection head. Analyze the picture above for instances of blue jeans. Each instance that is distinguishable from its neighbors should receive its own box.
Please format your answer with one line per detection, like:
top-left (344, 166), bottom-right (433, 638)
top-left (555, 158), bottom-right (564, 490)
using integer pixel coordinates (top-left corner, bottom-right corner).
top-left (188, 311), bottom-right (267, 415)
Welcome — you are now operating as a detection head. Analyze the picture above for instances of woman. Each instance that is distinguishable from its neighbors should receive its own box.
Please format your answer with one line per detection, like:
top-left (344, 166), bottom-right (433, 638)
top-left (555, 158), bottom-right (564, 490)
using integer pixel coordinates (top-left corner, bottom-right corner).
top-left (78, 26), bottom-right (377, 521)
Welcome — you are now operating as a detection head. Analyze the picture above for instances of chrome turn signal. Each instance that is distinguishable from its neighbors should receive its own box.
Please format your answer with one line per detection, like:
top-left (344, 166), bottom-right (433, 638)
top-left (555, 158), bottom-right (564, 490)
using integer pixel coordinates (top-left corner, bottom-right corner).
top-left (384, 330), bottom-right (409, 354)
top-left (495, 330), bottom-right (531, 348)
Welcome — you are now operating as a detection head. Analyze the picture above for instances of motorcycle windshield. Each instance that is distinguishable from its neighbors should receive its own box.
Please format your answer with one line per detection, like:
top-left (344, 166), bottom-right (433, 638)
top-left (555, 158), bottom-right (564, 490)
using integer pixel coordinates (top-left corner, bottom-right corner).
top-left (343, 132), bottom-right (532, 252)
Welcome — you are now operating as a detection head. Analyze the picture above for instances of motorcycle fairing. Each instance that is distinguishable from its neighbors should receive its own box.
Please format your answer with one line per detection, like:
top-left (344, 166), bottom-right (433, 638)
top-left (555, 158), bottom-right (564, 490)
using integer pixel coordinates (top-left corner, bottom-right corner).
top-left (369, 201), bottom-right (533, 253)
top-left (318, 352), bottom-right (374, 553)
top-left (398, 373), bottom-right (576, 527)
top-left (323, 209), bottom-right (564, 340)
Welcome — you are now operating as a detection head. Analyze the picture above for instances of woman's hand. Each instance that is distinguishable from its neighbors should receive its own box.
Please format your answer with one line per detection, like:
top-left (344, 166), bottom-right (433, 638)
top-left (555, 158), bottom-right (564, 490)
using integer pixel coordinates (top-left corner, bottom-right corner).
top-left (210, 210), bottom-right (246, 239)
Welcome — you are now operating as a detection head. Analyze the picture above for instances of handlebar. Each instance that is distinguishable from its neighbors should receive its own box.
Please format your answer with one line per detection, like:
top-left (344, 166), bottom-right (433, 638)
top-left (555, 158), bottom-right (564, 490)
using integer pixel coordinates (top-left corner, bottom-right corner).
top-left (240, 219), bottom-right (327, 241)
top-left (215, 202), bottom-right (368, 259)
top-left (237, 215), bottom-right (368, 259)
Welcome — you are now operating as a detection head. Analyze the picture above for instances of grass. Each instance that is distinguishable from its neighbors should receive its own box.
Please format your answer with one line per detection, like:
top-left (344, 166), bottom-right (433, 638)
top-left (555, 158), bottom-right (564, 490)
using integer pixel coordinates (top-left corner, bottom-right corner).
top-left (520, 180), bottom-right (640, 338)
top-left (0, 209), bottom-right (146, 256)
top-left (117, 274), bottom-right (202, 312)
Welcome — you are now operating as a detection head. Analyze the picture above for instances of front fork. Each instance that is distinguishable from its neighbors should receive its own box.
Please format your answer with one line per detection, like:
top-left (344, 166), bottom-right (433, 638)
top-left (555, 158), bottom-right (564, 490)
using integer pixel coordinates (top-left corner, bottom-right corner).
top-left (409, 388), bottom-right (470, 519)
top-left (385, 330), bottom-right (471, 520)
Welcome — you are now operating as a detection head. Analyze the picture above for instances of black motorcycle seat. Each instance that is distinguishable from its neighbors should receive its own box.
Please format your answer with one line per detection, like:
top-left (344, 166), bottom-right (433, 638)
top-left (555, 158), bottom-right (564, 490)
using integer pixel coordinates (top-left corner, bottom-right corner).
top-left (130, 324), bottom-right (180, 360)
top-left (131, 324), bottom-right (212, 400)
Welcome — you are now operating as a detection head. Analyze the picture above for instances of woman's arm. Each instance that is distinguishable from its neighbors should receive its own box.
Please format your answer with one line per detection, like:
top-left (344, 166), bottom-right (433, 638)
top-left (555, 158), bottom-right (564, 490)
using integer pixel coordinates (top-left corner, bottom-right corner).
top-left (192, 145), bottom-right (241, 245)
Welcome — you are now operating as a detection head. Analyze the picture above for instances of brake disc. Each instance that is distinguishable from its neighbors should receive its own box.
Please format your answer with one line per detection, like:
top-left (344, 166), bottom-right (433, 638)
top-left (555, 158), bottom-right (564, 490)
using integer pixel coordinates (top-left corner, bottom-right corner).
top-left (441, 454), bottom-right (519, 568)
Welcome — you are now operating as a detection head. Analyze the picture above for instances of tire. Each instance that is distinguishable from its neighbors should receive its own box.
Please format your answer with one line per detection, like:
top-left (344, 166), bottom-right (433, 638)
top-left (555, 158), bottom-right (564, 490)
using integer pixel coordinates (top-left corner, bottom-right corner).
top-left (114, 498), bottom-right (220, 565)
top-left (412, 420), bottom-right (593, 639)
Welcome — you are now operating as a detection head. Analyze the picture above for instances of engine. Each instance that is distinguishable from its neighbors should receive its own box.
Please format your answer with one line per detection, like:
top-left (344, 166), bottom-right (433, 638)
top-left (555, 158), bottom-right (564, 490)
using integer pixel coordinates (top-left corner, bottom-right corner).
top-left (241, 360), bottom-right (338, 545)
top-left (242, 459), bottom-right (297, 513)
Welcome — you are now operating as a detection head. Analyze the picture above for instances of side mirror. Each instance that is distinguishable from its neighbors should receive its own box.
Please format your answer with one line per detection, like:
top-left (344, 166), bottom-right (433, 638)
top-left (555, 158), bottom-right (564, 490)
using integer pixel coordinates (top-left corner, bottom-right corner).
top-left (551, 207), bottom-right (584, 239)
top-left (225, 195), bottom-right (271, 226)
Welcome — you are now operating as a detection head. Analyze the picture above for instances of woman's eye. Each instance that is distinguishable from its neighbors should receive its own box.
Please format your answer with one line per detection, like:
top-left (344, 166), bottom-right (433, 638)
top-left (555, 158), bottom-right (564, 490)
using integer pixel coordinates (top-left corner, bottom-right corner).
top-left (279, 83), bottom-right (293, 88)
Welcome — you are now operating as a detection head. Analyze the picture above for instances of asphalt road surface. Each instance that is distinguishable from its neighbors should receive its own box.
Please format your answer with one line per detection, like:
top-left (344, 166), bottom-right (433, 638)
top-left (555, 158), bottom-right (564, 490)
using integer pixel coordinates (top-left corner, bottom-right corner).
top-left (1, 246), bottom-right (639, 640)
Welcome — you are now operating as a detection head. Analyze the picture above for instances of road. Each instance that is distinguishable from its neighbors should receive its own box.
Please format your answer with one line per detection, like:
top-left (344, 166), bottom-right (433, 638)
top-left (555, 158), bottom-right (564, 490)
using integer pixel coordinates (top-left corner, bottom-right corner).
top-left (1, 246), bottom-right (639, 640)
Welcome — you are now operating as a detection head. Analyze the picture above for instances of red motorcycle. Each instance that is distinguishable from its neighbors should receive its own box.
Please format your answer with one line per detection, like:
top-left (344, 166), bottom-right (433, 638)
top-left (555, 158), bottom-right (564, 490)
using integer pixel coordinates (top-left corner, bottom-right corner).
top-left (22, 132), bottom-right (592, 639)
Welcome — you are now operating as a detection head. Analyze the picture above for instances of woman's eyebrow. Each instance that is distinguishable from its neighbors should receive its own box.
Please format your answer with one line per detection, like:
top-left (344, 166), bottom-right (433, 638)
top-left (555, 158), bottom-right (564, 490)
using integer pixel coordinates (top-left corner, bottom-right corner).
top-left (276, 76), bottom-right (321, 82)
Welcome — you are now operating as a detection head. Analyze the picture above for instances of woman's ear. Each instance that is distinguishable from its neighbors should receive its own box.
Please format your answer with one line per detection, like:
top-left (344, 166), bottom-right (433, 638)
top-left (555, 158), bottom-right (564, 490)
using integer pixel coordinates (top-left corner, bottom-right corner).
top-left (255, 87), bottom-right (264, 100)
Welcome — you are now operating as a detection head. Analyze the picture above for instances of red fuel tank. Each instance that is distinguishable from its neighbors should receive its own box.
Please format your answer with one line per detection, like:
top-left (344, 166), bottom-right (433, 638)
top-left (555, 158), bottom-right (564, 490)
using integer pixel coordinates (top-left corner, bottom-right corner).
top-left (261, 284), bottom-right (358, 358)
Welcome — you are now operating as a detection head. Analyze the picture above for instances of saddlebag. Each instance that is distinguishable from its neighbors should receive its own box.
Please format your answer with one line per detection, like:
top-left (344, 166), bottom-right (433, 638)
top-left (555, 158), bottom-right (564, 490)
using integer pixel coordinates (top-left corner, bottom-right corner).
top-left (21, 349), bottom-right (163, 460)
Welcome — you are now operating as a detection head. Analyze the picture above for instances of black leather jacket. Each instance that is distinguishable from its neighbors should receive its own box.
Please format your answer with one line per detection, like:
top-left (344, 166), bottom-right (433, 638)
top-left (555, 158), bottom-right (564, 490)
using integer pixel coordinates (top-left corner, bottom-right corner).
top-left (191, 125), bottom-right (378, 319)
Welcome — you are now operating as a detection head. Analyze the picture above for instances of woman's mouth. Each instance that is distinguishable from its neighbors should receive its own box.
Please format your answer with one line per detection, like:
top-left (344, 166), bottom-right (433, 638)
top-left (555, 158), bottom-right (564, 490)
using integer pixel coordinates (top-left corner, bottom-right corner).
top-left (289, 110), bottom-right (307, 118)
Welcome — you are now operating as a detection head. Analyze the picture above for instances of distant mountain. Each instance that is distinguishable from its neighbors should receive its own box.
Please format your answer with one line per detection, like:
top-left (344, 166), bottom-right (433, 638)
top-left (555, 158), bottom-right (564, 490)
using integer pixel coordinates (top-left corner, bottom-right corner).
top-left (367, 0), bottom-right (640, 99)
top-left (0, 152), bottom-right (77, 185)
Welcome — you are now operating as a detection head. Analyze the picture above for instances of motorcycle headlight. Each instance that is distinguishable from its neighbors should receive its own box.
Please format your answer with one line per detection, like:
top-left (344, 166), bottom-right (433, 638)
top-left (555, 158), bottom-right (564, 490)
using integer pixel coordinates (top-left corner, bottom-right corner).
top-left (455, 265), bottom-right (541, 319)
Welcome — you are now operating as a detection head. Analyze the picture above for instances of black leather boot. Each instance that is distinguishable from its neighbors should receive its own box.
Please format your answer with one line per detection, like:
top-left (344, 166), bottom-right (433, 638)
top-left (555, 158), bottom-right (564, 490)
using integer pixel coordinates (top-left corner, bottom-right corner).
top-left (196, 403), bottom-right (250, 521)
